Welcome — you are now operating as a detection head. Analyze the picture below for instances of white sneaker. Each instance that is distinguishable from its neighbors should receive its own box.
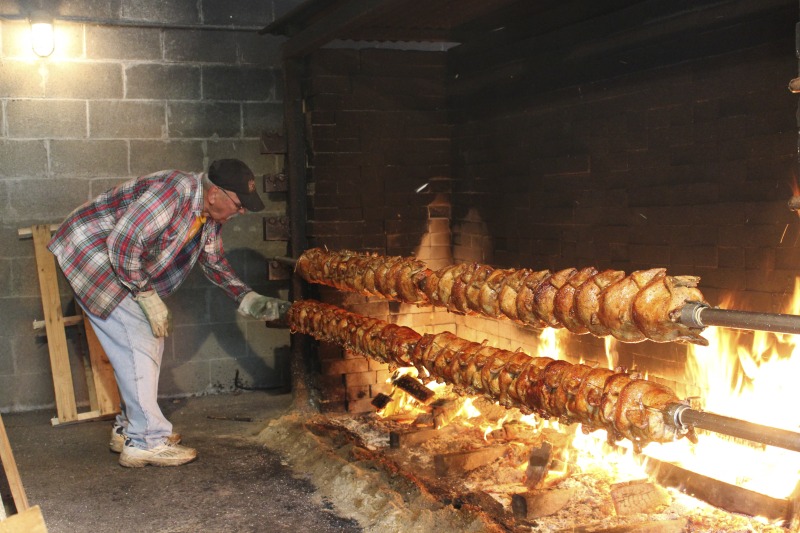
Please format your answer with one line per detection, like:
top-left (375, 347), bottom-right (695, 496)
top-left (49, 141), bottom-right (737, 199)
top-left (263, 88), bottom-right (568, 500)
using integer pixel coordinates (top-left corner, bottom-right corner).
top-left (109, 425), bottom-right (182, 453)
top-left (119, 439), bottom-right (197, 468)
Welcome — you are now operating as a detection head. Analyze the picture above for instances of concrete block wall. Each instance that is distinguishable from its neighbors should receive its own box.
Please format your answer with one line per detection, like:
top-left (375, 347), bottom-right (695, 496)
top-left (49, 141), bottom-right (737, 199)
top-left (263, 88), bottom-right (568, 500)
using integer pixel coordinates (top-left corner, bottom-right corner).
top-left (0, 0), bottom-right (302, 412)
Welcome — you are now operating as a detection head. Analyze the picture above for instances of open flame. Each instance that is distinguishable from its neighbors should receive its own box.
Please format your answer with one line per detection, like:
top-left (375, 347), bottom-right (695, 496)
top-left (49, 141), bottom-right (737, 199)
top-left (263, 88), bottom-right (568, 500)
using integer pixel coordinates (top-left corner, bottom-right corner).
top-left (645, 280), bottom-right (800, 499)
top-left (377, 280), bottom-right (800, 509)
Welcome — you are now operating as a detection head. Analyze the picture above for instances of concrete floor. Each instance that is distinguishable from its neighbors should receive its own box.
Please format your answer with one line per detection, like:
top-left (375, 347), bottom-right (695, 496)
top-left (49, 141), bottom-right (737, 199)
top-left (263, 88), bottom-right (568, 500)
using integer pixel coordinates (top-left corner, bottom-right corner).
top-left (1, 391), bottom-right (362, 533)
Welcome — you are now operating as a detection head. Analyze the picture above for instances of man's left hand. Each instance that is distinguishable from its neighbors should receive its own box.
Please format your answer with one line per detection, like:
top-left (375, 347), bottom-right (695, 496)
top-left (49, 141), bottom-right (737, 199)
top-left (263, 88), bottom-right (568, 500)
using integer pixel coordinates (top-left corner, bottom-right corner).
top-left (238, 292), bottom-right (291, 321)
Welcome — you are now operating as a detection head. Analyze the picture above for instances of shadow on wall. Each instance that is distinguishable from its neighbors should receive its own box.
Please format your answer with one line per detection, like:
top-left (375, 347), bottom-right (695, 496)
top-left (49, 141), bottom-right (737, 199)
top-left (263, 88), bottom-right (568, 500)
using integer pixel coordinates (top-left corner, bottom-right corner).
top-left (157, 247), bottom-right (291, 396)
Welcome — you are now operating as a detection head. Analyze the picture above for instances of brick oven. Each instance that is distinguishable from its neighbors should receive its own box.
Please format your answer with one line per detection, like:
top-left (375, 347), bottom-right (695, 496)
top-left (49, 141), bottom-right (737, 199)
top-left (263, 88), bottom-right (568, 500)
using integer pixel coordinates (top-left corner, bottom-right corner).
top-left (260, 0), bottom-right (800, 530)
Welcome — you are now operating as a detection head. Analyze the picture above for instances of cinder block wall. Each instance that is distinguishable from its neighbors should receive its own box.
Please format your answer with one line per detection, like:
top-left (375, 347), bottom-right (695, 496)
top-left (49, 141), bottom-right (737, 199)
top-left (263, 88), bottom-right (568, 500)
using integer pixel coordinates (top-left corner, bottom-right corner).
top-left (0, 0), bottom-right (301, 412)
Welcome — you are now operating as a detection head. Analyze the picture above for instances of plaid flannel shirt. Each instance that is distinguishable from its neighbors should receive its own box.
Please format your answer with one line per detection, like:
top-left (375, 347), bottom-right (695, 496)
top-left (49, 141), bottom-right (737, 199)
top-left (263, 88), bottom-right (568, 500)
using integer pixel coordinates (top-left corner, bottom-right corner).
top-left (48, 170), bottom-right (252, 319)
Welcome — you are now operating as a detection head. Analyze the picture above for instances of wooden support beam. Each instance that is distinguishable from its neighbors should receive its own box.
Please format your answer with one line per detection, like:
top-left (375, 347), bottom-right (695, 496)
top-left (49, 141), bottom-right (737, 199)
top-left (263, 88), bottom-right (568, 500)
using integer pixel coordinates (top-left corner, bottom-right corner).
top-left (30, 225), bottom-right (78, 424)
top-left (32, 314), bottom-right (82, 331)
top-left (17, 225), bottom-right (60, 238)
top-left (81, 309), bottom-right (120, 416)
top-left (0, 414), bottom-right (29, 513)
top-left (49, 409), bottom-right (111, 427)
top-left (0, 505), bottom-right (47, 533)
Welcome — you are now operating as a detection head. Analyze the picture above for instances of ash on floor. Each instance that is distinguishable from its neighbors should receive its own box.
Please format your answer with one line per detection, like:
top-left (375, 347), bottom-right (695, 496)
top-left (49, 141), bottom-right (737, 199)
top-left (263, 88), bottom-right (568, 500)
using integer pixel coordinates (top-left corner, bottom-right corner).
top-left (2, 391), bottom-right (361, 533)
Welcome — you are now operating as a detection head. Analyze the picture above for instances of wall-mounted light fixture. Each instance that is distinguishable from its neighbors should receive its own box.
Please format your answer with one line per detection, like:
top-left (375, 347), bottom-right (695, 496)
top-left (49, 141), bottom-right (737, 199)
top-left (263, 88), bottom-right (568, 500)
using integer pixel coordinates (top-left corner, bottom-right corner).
top-left (29, 10), bottom-right (54, 57)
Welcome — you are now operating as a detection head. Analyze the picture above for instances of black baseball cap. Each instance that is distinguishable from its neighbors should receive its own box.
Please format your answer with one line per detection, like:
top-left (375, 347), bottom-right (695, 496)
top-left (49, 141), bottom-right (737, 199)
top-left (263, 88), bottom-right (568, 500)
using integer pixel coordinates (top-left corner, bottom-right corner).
top-left (208, 159), bottom-right (265, 212)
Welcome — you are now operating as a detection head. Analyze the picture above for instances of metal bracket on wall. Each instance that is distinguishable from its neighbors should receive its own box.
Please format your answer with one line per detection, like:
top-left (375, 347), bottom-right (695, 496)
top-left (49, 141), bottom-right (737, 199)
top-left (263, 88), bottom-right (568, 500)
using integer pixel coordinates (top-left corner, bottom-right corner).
top-left (263, 172), bottom-right (288, 192)
top-left (264, 215), bottom-right (290, 241)
top-left (260, 132), bottom-right (287, 154)
top-left (268, 259), bottom-right (293, 280)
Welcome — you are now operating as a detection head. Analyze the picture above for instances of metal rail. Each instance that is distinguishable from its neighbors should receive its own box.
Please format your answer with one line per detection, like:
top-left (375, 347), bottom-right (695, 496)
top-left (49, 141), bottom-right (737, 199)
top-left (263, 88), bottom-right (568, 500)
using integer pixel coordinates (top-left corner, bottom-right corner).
top-left (680, 301), bottom-right (800, 336)
top-left (666, 403), bottom-right (800, 453)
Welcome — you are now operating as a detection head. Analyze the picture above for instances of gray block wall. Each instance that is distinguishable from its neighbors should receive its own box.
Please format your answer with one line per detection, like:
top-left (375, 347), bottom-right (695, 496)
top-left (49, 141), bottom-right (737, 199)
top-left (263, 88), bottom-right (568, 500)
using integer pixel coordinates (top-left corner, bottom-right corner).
top-left (0, 0), bottom-right (301, 412)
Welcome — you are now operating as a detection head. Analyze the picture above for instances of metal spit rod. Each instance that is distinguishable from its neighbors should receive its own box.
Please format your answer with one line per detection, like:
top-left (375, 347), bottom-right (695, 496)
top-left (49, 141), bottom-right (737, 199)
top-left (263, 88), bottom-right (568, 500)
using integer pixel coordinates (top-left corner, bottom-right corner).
top-left (667, 403), bottom-right (800, 453)
top-left (680, 301), bottom-right (800, 336)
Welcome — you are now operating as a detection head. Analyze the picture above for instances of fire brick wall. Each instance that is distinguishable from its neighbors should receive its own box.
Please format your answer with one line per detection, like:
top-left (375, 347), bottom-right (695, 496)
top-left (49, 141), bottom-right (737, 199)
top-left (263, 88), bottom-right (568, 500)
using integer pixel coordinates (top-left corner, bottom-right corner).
top-left (451, 31), bottom-right (799, 386)
top-left (0, 0), bottom-right (300, 412)
top-left (303, 48), bottom-right (453, 411)
top-left (301, 11), bottom-right (800, 411)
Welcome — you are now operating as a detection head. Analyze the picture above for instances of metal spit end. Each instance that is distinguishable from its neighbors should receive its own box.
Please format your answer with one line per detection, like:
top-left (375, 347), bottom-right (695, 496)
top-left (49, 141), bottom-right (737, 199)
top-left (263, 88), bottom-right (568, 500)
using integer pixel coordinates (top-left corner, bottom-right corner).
top-left (665, 403), bottom-right (691, 432)
top-left (789, 77), bottom-right (800, 93)
top-left (679, 301), bottom-right (709, 328)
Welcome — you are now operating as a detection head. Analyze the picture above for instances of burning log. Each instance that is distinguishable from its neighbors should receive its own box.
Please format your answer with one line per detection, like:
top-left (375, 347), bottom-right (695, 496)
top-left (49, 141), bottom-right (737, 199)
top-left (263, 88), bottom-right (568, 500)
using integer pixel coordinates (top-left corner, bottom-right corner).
top-left (393, 374), bottom-right (435, 403)
top-left (389, 425), bottom-right (457, 449)
top-left (569, 520), bottom-right (688, 533)
top-left (524, 441), bottom-right (553, 489)
top-left (295, 247), bottom-right (710, 345)
top-left (287, 300), bottom-right (697, 452)
top-left (433, 445), bottom-right (508, 477)
top-left (511, 487), bottom-right (575, 520)
top-left (431, 398), bottom-right (462, 429)
top-left (645, 457), bottom-right (791, 524)
top-left (460, 491), bottom-right (506, 519)
top-left (609, 479), bottom-right (671, 515)
top-left (370, 392), bottom-right (393, 410)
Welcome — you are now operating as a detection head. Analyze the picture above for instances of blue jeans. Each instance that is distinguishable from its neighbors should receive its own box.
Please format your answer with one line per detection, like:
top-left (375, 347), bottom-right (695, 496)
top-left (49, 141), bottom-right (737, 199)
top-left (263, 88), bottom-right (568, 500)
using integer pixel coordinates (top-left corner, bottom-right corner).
top-left (82, 295), bottom-right (173, 449)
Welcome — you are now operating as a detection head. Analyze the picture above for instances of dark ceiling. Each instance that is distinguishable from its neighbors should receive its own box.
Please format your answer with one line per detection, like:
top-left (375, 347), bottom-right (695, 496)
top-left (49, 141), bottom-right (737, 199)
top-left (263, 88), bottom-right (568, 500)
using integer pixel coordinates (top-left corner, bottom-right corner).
top-left (262, 0), bottom-right (796, 58)
top-left (263, 0), bottom-right (796, 114)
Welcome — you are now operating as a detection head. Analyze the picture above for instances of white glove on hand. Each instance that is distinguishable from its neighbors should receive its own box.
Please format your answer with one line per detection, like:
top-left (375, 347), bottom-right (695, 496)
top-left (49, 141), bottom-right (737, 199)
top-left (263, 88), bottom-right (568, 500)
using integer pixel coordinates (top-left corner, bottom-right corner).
top-left (238, 292), bottom-right (290, 321)
top-left (134, 290), bottom-right (172, 337)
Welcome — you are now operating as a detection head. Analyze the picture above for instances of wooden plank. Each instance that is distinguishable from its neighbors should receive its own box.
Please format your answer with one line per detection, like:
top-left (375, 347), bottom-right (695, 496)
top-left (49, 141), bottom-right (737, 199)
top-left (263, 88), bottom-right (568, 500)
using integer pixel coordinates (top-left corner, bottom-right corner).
top-left (610, 479), bottom-right (671, 515)
top-left (49, 409), bottom-right (109, 427)
top-left (17, 225), bottom-right (59, 238)
top-left (31, 225), bottom-right (77, 424)
top-left (81, 310), bottom-right (120, 416)
top-left (645, 456), bottom-right (789, 524)
top-left (564, 519), bottom-right (688, 533)
top-left (512, 487), bottom-right (574, 520)
top-left (434, 445), bottom-right (507, 477)
top-left (0, 414), bottom-right (29, 513)
top-left (0, 505), bottom-right (48, 533)
top-left (32, 315), bottom-right (82, 331)
top-left (524, 441), bottom-right (553, 489)
top-left (389, 425), bottom-right (457, 448)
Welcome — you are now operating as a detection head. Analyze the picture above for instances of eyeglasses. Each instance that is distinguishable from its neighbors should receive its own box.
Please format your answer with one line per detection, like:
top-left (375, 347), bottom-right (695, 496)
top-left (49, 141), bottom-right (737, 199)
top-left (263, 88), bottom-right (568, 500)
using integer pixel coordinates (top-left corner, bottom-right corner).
top-left (217, 187), bottom-right (243, 211)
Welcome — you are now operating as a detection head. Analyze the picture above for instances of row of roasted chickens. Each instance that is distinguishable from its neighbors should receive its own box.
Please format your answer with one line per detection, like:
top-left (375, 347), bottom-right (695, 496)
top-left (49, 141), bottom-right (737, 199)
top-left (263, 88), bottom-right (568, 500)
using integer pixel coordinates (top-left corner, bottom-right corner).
top-left (288, 300), bottom-right (695, 452)
top-left (296, 248), bottom-right (709, 346)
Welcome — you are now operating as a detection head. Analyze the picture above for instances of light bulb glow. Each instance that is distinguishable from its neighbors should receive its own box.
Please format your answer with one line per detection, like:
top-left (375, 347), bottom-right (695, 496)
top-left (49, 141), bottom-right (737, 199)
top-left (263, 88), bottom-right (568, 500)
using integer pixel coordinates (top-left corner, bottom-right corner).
top-left (30, 10), bottom-right (54, 58)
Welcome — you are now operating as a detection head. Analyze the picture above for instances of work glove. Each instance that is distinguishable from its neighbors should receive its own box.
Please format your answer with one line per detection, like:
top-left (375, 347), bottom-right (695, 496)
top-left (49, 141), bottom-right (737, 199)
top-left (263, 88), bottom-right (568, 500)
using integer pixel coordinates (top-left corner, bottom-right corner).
top-left (238, 292), bottom-right (291, 321)
top-left (134, 290), bottom-right (172, 337)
